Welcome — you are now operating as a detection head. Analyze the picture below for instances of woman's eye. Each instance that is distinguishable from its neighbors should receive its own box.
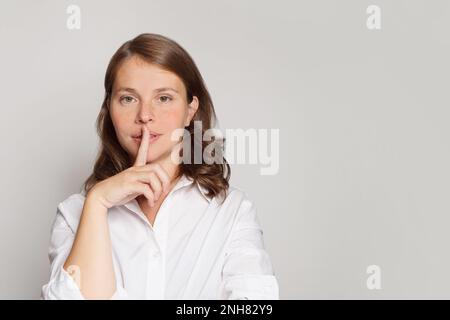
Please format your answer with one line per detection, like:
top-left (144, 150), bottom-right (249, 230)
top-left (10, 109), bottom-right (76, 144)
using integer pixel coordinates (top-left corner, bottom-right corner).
top-left (120, 96), bottom-right (136, 104)
top-left (158, 95), bottom-right (172, 103)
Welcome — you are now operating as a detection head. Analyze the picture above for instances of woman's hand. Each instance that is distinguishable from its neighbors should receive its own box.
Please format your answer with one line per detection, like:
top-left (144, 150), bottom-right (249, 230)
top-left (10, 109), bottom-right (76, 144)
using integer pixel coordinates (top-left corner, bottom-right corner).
top-left (89, 126), bottom-right (170, 210)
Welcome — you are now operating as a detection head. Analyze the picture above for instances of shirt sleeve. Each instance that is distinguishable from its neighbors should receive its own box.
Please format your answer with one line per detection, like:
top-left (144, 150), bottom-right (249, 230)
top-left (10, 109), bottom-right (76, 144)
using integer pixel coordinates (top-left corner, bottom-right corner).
top-left (220, 196), bottom-right (280, 300)
top-left (41, 207), bottom-right (129, 300)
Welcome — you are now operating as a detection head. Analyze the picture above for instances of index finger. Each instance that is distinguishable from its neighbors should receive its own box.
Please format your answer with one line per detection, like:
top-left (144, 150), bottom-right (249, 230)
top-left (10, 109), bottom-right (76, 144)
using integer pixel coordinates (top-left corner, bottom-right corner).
top-left (134, 126), bottom-right (150, 167)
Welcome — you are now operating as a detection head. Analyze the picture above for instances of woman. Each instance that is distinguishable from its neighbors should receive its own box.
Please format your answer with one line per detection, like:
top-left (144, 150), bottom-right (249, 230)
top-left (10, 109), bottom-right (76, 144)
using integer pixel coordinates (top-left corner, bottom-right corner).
top-left (41, 33), bottom-right (279, 300)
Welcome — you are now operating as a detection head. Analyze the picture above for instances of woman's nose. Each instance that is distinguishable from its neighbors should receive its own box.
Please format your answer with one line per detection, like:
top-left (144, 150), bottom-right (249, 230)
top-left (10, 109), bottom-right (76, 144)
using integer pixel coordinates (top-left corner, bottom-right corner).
top-left (137, 103), bottom-right (156, 122)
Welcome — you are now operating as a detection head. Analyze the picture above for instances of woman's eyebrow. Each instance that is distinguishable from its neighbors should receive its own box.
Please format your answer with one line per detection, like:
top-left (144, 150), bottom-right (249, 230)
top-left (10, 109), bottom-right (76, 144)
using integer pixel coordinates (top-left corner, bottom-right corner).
top-left (115, 87), bottom-right (140, 95)
top-left (115, 87), bottom-right (179, 94)
top-left (154, 87), bottom-right (179, 94)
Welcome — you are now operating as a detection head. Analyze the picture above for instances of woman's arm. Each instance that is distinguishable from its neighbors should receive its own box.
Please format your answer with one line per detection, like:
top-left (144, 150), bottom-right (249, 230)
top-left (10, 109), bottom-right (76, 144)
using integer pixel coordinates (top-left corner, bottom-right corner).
top-left (63, 192), bottom-right (116, 300)
top-left (57, 126), bottom-right (168, 299)
top-left (221, 194), bottom-right (279, 299)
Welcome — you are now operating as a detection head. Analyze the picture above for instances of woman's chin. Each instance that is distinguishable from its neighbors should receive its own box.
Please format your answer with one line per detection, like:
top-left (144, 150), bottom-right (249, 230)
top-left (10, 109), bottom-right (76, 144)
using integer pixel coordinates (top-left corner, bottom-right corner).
top-left (145, 150), bottom-right (171, 164)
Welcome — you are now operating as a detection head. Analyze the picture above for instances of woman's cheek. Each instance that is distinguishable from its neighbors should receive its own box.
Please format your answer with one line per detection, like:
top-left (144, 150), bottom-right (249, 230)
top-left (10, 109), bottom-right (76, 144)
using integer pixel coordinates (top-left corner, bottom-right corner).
top-left (113, 117), bottom-right (127, 135)
top-left (162, 107), bottom-right (187, 130)
top-left (111, 112), bottom-right (132, 145)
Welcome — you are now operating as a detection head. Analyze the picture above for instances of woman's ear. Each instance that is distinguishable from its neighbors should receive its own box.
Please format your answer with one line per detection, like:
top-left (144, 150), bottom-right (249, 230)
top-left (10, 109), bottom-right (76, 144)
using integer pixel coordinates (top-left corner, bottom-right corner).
top-left (185, 96), bottom-right (199, 126)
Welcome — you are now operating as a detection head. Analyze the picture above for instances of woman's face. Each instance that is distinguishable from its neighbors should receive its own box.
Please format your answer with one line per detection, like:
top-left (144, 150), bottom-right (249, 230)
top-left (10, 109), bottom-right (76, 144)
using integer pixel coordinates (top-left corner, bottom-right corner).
top-left (109, 55), bottom-right (199, 164)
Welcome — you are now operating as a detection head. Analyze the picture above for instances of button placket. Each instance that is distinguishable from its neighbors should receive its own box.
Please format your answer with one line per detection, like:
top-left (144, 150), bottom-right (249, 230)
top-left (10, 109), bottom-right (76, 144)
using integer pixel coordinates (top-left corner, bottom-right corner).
top-left (142, 182), bottom-right (180, 299)
top-left (144, 227), bottom-right (165, 299)
top-left (150, 191), bottom-right (173, 261)
top-left (144, 201), bottom-right (172, 299)
top-left (151, 249), bottom-right (161, 258)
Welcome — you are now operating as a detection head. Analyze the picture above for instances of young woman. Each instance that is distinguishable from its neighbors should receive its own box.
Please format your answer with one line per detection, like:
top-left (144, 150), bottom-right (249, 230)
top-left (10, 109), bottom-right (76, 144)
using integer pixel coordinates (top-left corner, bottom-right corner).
top-left (41, 33), bottom-right (279, 300)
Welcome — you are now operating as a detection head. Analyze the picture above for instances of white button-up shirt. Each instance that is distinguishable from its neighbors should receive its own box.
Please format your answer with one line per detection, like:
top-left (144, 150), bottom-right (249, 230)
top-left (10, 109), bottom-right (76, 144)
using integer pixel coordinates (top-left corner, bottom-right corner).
top-left (41, 174), bottom-right (279, 299)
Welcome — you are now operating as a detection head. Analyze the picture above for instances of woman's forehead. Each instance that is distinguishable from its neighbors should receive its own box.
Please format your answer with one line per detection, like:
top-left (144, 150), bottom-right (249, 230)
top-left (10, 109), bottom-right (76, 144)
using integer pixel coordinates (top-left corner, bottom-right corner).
top-left (113, 56), bottom-right (185, 95)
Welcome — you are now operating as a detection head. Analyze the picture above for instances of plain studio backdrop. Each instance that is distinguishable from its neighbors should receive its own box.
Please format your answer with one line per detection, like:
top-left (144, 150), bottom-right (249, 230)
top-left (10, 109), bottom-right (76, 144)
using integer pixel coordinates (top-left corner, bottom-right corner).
top-left (1, 0), bottom-right (450, 299)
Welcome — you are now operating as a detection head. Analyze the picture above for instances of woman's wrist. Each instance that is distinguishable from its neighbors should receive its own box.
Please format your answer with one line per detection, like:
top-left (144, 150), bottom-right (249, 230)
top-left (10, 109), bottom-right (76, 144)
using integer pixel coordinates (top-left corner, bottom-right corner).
top-left (85, 188), bottom-right (109, 214)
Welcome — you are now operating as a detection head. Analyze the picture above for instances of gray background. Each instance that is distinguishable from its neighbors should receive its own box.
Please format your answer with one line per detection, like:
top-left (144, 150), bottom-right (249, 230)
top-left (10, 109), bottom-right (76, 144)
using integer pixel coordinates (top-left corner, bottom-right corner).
top-left (0, 0), bottom-right (449, 299)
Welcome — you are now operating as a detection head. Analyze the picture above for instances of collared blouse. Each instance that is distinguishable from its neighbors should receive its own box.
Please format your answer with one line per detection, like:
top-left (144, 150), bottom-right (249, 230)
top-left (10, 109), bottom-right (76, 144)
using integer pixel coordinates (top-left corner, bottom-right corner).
top-left (41, 174), bottom-right (279, 299)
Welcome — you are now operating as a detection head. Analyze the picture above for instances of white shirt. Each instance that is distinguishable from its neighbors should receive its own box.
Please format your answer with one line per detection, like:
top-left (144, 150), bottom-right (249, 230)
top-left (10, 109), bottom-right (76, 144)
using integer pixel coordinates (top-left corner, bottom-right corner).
top-left (41, 174), bottom-right (279, 299)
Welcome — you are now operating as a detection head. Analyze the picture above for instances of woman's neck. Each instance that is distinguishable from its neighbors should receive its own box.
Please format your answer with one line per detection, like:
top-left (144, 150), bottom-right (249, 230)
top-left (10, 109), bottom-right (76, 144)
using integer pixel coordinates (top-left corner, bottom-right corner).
top-left (154, 153), bottom-right (181, 185)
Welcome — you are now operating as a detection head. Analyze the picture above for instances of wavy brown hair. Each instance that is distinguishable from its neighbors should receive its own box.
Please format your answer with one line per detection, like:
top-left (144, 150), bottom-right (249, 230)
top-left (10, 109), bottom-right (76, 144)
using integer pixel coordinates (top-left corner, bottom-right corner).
top-left (83, 33), bottom-right (230, 202)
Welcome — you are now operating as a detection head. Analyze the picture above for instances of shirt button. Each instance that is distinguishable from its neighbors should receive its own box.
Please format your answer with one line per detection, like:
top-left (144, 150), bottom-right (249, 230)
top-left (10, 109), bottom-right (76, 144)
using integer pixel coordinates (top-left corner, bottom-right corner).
top-left (152, 250), bottom-right (161, 258)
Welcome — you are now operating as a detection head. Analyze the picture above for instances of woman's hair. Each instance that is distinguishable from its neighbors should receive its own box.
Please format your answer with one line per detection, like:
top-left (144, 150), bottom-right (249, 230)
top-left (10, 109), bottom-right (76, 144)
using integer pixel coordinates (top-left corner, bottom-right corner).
top-left (83, 33), bottom-right (230, 201)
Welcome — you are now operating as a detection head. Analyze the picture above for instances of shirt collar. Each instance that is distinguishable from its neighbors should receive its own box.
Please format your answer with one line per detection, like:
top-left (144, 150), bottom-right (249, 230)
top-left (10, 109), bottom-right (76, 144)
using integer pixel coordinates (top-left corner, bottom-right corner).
top-left (177, 174), bottom-right (212, 203)
top-left (122, 173), bottom-right (211, 214)
top-left (195, 180), bottom-right (212, 203)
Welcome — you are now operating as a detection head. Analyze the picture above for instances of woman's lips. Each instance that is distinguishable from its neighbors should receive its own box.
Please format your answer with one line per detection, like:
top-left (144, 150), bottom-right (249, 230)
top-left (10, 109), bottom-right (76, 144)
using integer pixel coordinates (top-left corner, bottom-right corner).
top-left (133, 134), bottom-right (161, 144)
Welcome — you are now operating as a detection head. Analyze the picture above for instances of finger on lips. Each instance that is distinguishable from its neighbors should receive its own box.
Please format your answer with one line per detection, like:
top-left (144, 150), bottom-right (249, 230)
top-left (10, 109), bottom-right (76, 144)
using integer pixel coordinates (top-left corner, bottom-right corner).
top-left (134, 126), bottom-right (150, 167)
